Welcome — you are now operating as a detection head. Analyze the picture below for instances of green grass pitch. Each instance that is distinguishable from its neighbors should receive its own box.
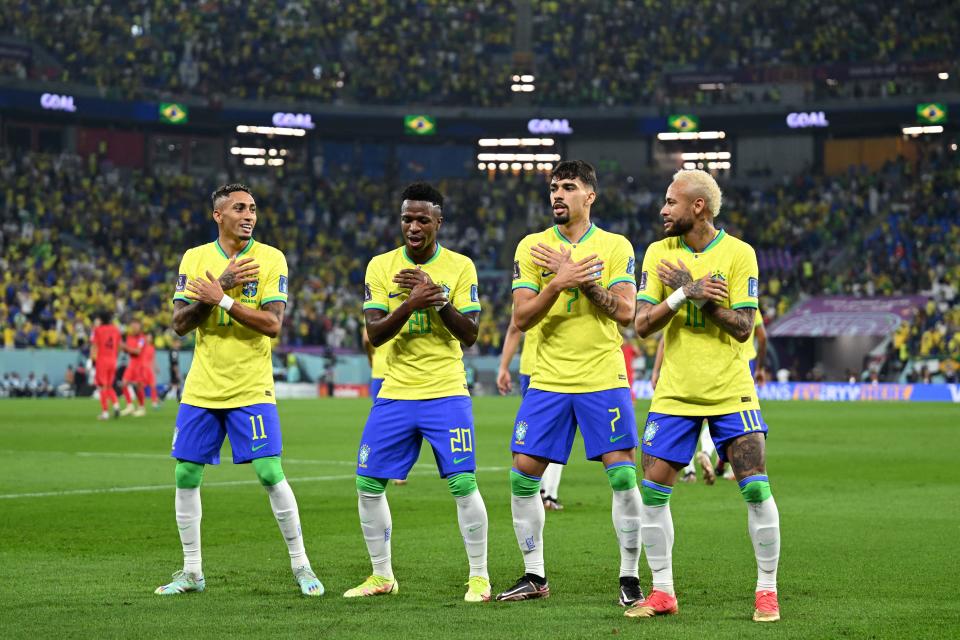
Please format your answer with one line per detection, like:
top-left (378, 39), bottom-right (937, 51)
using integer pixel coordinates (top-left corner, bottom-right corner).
top-left (0, 398), bottom-right (957, 639)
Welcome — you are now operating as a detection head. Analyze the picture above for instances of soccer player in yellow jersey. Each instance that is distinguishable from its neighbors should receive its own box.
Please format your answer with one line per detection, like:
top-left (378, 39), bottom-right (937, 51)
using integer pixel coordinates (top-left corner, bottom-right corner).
top-left (155, 184), bottom-right (323, 598)
top-left (626, 170), bottom-right (781, 622)
top-left (346, 182), bottom-right (491, 603)
top-left (495, 161), bottom-right (644, 608)
top-left (497, 323), bottom-right (564, 510)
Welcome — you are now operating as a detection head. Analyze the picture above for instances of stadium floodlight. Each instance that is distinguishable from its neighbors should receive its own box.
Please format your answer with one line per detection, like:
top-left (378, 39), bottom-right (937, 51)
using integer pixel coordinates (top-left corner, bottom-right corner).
top-left (939, 72), bottom-right (949, 80)
top-left (707, 161), bottom-right (732, 170)
top-left (230, 147), bottom-right (267, 156)
top-left (520, 75), bottom-right (535, 83)
top-left (267, 158), bottom-right (284, 166)
top-left (658, 131), bottom-right (726, 140)
top-left (498, 163), bottom-right (509, 170)
top-left (952, 143), bottom-right (958, 151)
top-left (681, 152), bottom-right (732, 161)
top-left (235, 125), bottom-right (307, 137)
top-left (477, 153), bottom-right (562, 162)
top-left (478, 138), bottom-right (554, 147)
top-left (478, 163), bottom-right (487, 170)
top-left (697, 83), bottom-right (725, 90)
top-left (243, 157), bottom-right (266, 166)
top-left (901, 125), bottom-right (944, 136)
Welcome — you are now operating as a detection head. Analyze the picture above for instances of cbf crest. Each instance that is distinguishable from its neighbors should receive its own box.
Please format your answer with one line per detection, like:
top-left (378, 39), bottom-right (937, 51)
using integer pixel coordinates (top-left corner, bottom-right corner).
top-left (242, 279), bottom-right (259, 298)
top-left (642, 420), bottom-right (659, 446)
top-left (514, 420), bottom-right (528, 445)
top-left (358, 443), bottom-right (371, 468)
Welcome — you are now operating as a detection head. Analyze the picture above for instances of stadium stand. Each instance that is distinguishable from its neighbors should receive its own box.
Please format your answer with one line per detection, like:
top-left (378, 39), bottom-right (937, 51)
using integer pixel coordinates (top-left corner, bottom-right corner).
top-left (2, 1), bottom-right (956, 106)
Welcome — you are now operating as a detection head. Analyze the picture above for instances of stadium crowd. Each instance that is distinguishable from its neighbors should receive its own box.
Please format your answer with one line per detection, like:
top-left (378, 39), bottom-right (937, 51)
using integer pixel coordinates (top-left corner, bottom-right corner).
top-left (1, 1), bottom-right (956, 107)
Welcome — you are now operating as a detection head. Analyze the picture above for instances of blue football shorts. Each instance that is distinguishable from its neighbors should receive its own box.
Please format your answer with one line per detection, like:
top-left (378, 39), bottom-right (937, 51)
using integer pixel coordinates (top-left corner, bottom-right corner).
top-left (511, 388), bottom-right (638, 463)
top-left (356, 396), bottom-right (476, 480)
top-left (172, 402), bottom-right (282, 464)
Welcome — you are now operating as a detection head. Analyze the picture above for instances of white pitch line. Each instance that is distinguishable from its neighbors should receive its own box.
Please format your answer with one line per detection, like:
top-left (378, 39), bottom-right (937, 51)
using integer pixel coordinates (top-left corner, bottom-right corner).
top-left (0, 466), bottom-right (510, 500)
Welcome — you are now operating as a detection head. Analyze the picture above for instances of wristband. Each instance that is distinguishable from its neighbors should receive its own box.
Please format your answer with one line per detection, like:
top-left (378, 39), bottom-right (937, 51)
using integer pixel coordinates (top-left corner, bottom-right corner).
top-left (666, 288), bottom-right (687, 311)
top-left (218, 294), bottom-right (235, 312)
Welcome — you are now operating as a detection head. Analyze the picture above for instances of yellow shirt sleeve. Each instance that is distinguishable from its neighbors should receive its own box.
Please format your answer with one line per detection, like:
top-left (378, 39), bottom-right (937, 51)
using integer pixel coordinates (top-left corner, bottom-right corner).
top-left (730, 244), bottom-right (760, 310)
top-left (362, 257), bottom-right (389, 312)
top-left (173, 249), bottom-right (193, 304)
top-left (511, 236), bottom-right (541, 294)
top-left (636, 242), bottom-right (664, 304)
top-left (606, 236), bottom-right (637, 289)
top-left (452, 259), bottom-right (482, 313)
top-left (260, 251), bottom-right (289, 307)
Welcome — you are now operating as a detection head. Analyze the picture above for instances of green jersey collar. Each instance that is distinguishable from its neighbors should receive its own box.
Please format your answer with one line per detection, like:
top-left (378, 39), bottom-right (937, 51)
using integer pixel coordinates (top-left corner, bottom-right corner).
top-left (553, 223), bottom-right (596, 245)
top-left (215, 237), bottom-right (255, 258)
top-left (679, 228), bottom-right (725, 254)
top-left (402, 242), bottom-right (442, 265)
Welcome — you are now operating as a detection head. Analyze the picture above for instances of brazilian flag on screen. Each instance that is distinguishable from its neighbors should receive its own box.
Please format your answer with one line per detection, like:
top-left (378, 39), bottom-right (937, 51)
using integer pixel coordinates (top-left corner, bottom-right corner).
top-left (404, 115), bottom-right (436, 135)
top-left (159, 102), bottom-right (189, 124)
top-left (916, 103), bottom-right (947, 125)
top-left (668, 114), bottom-right (699, 132)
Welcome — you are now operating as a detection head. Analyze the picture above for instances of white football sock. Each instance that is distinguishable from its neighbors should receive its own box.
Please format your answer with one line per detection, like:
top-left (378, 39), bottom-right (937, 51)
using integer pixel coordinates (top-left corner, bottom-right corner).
top-left (264, 479), bottom-right (309, 570)
top-left (175, 488), bottom-right (202, 575)
top-left (640, 503), bottom-right (675, 595)
top-left (541, 463), bottom-right (563, 498)
top-left (612, 486), bottom-right (642, 578)
top-left (511, 494), bottom-right (546, 578)
top-left (682, 460), bottom-right (695, 475)
top-left (747, 496), bottom-right (780, 592)
top-left (455, 491), bottom-right (489, 579)
top-left (699, 422), bottom-right (716, 458)
top-left (358, 491), bottom-right (393, 579)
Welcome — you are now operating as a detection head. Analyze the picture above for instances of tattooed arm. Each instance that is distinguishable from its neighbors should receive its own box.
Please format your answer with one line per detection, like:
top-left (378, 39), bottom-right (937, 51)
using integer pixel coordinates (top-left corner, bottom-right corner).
top-left (634, 299), bottom-right (676, 338)
top-left (579, 281), bottom-right (636, 325)
top-left (227, 300), bottom-right (286, 339)
top-left (172, 299), bottom-right (215, 336)
top-left (701, 303), bottom-right (755, 343)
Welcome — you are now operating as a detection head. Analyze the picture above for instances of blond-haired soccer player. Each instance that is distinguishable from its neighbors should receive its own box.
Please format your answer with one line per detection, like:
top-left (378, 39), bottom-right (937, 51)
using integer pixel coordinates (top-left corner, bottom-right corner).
top-left (347, 182), bottom-right (490, 602)
top-left (155, 184), bottom-right (323, 597)
top-left (628, 169), bottom-right (780, 622)
top-left (496, 160), bottom-right (644, 608)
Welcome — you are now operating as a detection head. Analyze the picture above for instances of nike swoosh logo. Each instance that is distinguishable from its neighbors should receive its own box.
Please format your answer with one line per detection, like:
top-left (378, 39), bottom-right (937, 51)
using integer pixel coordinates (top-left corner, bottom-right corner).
top-left (758, 541), bottom-right (775, 547)
top-left (619, 527), bottom-right (639, 533)
top-left (467, 525), bottom-right (482, 533)
top-left (453, 456), bottom-right (470, 464)
top-left (251, 443), bottom-right (268, 452)
top-left (643, 543), bottom-right (656, 548)
top-left (610, 434), bottom-right (627, 443)
top-left (541, 271), bottom-right (553, 277)
top-left (178, 525), bottom-right (190, 531)
top-left (388, 292), bottom-right (404, 298)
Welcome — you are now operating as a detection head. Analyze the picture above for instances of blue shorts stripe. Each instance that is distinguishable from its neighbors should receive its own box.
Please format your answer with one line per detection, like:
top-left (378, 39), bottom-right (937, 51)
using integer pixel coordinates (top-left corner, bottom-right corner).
top-left (737, 474), bottom-right (769, 488)
top-left (511, 468), bottom-right (542, 482)
top-left (641, 479), bottom-right (673, 494)
top-left (605, 461), bottom-right (636, 471)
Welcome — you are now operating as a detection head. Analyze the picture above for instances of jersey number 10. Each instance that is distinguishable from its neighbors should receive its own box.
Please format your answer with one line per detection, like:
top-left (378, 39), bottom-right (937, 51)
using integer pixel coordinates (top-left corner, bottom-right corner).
top-left (684, 301), bottom-right (706, 328)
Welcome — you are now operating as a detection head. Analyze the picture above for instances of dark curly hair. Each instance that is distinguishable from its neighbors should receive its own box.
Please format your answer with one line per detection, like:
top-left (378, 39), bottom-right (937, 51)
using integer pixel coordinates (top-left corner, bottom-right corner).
top-left (400, 182), bottom-right (443, 209)
top-left (211, 183), bottom-right (253, 209)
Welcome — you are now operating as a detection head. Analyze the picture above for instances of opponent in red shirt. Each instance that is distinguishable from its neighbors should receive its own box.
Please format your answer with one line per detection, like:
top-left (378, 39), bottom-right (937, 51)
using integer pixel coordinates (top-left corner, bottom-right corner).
top-left (141, 333), bottom-right (159, 408)
top-left (120, 319), bottom-right (147, 417)
top-left (91, 310), bottom-right (122, 420)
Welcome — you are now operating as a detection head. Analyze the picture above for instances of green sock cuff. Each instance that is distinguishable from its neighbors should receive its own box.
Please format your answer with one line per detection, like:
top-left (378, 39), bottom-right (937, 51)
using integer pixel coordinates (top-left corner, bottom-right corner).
top-left (739, 480), bottom-right (772, 503)
top-left (606, 464), bottom-right (638, 491)
top-left (510, 469), bottom-right (541, 497)
top-left (174, 460), bottom-right (205, 489)
top-left (252, 456), bottom-right (285, 486)
top-left (640, 479), bottom-right (672, 506)
top-left (447, 472), bottom-right (478, 497)
top-left (356, 475), bottom-right (388, 494)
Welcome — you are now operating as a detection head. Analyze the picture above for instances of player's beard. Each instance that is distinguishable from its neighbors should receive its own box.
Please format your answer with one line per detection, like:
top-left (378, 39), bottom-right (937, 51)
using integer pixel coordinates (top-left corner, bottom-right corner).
top-left (665, 216), bottom-right (694, 237)
top-left (553, 211), bottom-right (570, 225)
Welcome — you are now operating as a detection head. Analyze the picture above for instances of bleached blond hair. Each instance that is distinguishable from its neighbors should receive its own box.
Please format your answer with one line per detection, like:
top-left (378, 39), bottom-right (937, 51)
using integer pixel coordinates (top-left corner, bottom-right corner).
top-left (672, 169), bottom-right (722, 218)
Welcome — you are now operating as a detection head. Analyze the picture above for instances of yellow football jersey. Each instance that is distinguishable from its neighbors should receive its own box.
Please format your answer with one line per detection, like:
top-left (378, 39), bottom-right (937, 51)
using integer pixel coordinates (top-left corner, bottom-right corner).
top-left (512, 224), bottom-right (636, 393)
top-left (370, 341), bottom-right (388, 379)
top-left (362, 244), bottom-right (481, 400)
top-left (637, 229), bottom-right (760, 415)
top-left (740, 311), bottom-right (764, 361)
top-left (172, 238), bottom-right (288, 408)
top-left (518, 325), bottom-right (540, 376)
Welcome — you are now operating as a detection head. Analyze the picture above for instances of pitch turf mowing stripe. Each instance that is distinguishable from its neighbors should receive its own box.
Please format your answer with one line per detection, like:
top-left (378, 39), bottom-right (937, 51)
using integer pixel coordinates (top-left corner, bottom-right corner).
top-left (0, 465), bottom-right (510, 500)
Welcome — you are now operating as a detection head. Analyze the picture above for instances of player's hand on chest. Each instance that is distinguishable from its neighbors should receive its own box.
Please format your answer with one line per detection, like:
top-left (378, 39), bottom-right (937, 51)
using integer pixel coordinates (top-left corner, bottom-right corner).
top-left (391, 266), bottom-right (449, 311)
top-left (531, 241), bottom-right (604, 288)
